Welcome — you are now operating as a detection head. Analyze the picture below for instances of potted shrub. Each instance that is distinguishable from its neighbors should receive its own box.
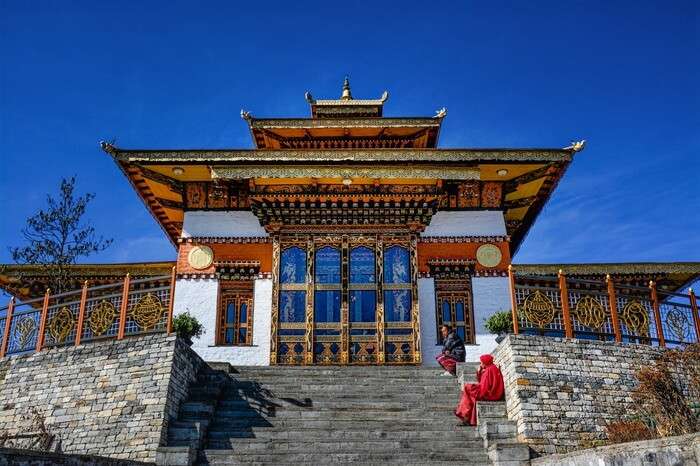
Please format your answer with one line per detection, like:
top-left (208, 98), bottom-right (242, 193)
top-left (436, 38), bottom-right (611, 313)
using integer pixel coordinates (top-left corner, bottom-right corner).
top-left (484, 310), bottom-right (513, 343)
top-left (172, 312), bottom-right (204, 345)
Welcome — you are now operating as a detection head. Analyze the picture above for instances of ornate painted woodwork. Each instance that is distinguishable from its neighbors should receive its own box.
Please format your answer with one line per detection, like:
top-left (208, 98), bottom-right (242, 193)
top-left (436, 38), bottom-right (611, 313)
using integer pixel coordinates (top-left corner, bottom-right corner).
top-left (271, 234), bottom-right (420, 365)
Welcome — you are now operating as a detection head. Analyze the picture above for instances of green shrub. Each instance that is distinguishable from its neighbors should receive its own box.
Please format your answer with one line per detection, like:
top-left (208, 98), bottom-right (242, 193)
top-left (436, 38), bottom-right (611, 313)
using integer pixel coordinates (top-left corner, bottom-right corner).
top-left (484, 310), bottom-right (513, 335)
top-left (172, 312), bottom-right (205, 341)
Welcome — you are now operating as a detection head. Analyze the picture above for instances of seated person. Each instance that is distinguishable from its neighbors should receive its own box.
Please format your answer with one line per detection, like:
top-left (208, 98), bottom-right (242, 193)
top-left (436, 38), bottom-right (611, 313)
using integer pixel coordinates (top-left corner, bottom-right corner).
top-left (436, 324), bottom-right (466, 376)
top-left (455, 354), bottom-right (504, 425)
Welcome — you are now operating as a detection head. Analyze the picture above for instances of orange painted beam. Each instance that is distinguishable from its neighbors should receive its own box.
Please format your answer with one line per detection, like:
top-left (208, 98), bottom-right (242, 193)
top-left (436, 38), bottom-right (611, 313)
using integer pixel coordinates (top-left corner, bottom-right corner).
top-left (36, 289), bottom-right (51, 351)
top-left (0, 297), bottom-right (15, 358)
top-left (75, 281), bottom-right (89, 346)
top-left (606, 275), bottom-right (622, 343)
top-left (558, 271), bottom-right (573, 339)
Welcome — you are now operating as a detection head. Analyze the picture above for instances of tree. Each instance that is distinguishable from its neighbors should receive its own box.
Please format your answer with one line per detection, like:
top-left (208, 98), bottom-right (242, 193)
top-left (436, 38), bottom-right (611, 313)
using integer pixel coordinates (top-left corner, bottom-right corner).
top-left (10, 177), bottom-right (113, 294)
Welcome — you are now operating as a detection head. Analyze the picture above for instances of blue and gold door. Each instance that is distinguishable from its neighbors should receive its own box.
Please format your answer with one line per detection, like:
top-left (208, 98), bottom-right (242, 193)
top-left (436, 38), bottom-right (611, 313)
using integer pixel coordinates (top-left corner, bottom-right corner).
top-left (270, 234), bottom-right (421, 365)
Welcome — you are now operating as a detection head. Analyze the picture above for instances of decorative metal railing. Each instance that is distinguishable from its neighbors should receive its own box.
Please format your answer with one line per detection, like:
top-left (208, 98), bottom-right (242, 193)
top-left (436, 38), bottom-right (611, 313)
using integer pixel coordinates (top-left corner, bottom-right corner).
top-left (0, 268), bottom-right (176, 359)
top-left (508, 266), bottom-right (700, 347)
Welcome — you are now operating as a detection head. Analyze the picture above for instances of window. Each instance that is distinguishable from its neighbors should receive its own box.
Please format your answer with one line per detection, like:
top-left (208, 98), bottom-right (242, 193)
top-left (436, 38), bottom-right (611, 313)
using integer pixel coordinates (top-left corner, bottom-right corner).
top-left (279, 246), bottom-right (307, 324)
top-left (383, 245), bottom-right (412, 322)
top-left (314, 246), bottom-right (341, 323)
top-left (435, 280), bottom-right (474, 345)
top-left (217, 283), bottom-right (253, 346)
top-left (349, 246), bottom-right (376, 323)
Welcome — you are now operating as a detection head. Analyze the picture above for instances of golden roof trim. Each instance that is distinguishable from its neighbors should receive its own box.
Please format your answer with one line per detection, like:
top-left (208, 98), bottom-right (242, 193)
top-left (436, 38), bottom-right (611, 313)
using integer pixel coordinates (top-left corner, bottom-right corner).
top-left (211, 165), bottom-right (480, 180)
top-left (111, 148), bottom-right (572, 164)
top-left (513, 262), bottom-right (700, 276)
top-left (0, 262), bottom-right (175, 277)
top-left (248, 117), bottom-right (440, 129)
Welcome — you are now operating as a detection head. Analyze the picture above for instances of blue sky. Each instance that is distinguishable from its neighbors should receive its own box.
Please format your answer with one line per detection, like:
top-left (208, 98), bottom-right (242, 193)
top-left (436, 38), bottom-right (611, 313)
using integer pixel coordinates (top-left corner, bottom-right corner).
top-left (1, 0), bottom-right (698, 267)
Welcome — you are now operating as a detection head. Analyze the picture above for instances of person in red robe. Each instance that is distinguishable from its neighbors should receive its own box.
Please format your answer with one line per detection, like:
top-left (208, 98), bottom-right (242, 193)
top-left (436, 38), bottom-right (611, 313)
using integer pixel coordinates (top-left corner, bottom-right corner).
top-left (454, 354), bottom-right (505, 425)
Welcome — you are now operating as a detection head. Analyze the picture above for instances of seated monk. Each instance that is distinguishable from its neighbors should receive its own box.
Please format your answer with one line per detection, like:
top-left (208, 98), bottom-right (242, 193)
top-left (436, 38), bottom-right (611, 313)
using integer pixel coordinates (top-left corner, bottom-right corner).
top-left (436, 324), bottom-right (466, 376)
top-left (455, 354), bottom-right (504, 425)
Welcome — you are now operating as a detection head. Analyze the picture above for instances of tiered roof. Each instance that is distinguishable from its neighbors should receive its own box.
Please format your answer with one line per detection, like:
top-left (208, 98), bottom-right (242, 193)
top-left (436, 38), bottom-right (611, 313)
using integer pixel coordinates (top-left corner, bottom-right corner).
top-left (101, 77), bottom-right (581, 249)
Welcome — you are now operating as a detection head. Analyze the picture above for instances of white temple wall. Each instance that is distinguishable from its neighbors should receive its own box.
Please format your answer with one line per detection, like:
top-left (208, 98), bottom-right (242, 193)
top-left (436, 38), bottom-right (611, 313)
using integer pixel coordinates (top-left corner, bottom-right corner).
top-left (471, 276), bottom-right (511, 360)
top-left (173, 277), bottom-right (272, 366)
top-left (181, 211), bottom-right (268, 238)
top-left (422, 211), bottom-right (506, 237)
top-left (418, 277), bottom-right (441, 366)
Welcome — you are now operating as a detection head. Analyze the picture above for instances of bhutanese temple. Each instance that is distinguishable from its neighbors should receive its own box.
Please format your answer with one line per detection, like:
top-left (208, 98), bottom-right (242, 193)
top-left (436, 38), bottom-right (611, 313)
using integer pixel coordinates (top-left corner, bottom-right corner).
top-left (2, 78), bottom-right (699, 366)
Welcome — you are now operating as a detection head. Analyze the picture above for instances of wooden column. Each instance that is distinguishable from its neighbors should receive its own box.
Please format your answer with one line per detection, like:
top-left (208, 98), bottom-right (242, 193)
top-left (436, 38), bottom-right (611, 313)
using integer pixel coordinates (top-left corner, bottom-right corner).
top-left (167, 267), bottom-right (177, 334)
top-left (0, 297), bottom-right (15, 358)
top-left (606, 275), bottom-right (622, 343)
top-left (558, 271), bottom-right (574, 338)
top-left (35, 289), bottom-right (51, 351)
top-left (649, 281), bottom-right (665, 347)
top-left (75, 281), bottom-right (89, 346)
top-left (507, 265), bottom-right (519, 335)
top-left (117, 274), bottom-right (131, 340)
top-left (689, 288), bottom-right (699, 343)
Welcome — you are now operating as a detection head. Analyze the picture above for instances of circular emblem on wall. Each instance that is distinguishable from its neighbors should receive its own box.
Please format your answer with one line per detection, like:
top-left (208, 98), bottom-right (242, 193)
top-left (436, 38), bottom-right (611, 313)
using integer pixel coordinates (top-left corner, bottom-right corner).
top-left (476, 244), bottom-right (502, 268)
top-left (188, 246), bottom-right (214, 270)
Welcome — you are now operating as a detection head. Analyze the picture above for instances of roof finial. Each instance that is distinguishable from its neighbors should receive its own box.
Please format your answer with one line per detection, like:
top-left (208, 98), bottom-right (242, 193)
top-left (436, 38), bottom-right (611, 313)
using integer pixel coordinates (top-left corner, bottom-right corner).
top-left (341, 76), bottom-right (352, 100)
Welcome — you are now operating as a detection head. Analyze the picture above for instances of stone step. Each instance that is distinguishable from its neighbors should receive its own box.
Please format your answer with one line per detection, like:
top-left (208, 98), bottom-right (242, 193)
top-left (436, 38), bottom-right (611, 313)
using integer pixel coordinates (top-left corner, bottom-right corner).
top-left (206, 418), bottom-right (472, 432)
top-left (200, 449), bottom-right (490, 465)
top-left (209, 407), bottom-right (459, 421)
top-left (224, 391), bottom-right (461, 401)
top-left (216, 399), bottom-right (458, 410)
top-left (223, 384), bottom-right (462, 394)
top-left (206, 427), bottom-right (481, 442)
top-left (205, 438), bottom-right (482, 451)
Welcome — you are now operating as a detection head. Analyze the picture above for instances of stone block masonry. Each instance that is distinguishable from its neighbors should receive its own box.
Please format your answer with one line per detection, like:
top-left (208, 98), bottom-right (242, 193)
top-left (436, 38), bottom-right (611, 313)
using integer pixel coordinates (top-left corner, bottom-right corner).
top-left (494, 334), bottom-right (699, 455)
top-left (0, 333), bottom-right (202, 463)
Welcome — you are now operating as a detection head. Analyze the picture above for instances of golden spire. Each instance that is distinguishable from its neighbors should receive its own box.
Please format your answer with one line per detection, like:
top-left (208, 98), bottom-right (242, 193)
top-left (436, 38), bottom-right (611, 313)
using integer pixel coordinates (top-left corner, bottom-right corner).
top-left (340, 76), bottom-right (353, 100)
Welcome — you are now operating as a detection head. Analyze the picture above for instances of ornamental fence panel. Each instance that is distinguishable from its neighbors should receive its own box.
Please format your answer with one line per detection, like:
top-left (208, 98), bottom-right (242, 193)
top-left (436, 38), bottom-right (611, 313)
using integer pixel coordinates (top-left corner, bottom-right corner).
top-left (0, 268), bottom-right (176, 359)
top-left (509, 268), bottom-right (699, 347)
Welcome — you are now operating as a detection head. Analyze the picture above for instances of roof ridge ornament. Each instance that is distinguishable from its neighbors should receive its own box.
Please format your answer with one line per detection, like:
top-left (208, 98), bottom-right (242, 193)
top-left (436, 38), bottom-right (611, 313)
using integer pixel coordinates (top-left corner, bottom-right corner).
top-left (564, 140), bottom-right (586, 152)
top-left (434, 107), bottom-right (447, 119)
top-left (341, 76), bottom-right (353, 100)
top-left (240, 109), bottom-right (252, 121)
top-left (99, 140), bottom-right (117, 155)
top-left (304, 91), bottom-right (315, 104)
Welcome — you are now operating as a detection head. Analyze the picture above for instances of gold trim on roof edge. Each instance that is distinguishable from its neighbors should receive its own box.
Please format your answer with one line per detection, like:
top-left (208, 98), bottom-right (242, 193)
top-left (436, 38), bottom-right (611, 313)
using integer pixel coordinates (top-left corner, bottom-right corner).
top-left (249, 118), bottom-right (439, 128)
top-left (513, 263), bottom-right (700, 276)
top-left (113, 149), bottom-right (572, 163)
top-left (211, 165), bottom-right (480, 180)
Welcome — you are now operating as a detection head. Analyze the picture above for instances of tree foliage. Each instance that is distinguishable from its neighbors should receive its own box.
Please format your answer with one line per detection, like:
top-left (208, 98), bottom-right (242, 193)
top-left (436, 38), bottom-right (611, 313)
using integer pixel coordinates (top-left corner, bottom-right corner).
top-left (10, 177), bottom-right (112, 293)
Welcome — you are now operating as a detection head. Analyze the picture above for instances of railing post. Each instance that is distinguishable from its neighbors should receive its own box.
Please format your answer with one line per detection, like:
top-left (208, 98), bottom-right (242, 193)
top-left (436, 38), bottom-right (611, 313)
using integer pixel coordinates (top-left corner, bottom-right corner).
top-left (167, 266), bottom-right (176, 334)
top-left (558, 270), bottom-right (574, 338)
top-left (0, 297), bottom-right (15, 358)
top-left (75, 281), bottom-right (89, 346)
top-left (689, 288), bottom-right (699, 343)
top-left (117, 274), bottom-right (131, 340)
top-left (36, 289), bottom-right (51, 351)
top-left (606, 275), bottom-right (622, 343)
top-left (507, 265), bottom-right (519, 335)
top-left (649, 281), bottom-right (665, 347)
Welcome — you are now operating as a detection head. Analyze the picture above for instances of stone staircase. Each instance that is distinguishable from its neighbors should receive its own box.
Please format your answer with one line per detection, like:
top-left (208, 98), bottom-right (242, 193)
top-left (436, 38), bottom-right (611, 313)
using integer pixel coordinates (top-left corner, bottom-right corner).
top-left (159, 363), bottom-right (499, 465)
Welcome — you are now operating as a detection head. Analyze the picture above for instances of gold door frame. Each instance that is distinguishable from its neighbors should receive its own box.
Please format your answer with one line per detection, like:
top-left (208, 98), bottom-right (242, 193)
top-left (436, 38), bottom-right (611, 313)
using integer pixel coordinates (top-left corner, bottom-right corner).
top-left (270, 233), bottom-right (421, 365)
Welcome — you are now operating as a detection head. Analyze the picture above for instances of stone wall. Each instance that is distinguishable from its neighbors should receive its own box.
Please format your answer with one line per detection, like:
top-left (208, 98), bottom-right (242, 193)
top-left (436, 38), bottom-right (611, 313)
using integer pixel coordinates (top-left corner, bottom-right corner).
top-left (531, 433), bottom-right (700, 466)
top-left (0, 333), bottom-right (202, 463)
top-left (494, 334), bottom-right (698, 455)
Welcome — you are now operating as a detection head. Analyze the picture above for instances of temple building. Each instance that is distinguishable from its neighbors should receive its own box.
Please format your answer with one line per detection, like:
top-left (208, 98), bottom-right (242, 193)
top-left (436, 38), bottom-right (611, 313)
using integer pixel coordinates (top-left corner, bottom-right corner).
top-left (98, 78), bottom-right (583, 366)
top-left (3, 78), bottom-right (698, 365)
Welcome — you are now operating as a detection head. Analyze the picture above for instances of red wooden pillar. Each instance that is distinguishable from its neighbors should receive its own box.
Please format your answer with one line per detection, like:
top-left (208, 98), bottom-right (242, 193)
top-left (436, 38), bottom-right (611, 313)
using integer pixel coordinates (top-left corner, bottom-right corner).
top-left (649, 281), bottom-right (665, 347)
top-left (558, 271), bottom-right (574, 338)
top-left (75, 281), bottom-right (89, 346)
top-left (36, 289), bottom-right (51, 351)
top-left (117, 274), bottom-right (131, 340)
top-left (0, 297), bottom-right (15, 358)
top-left (507, 265), bottom-right (519, 335)
top-left (689, 288), bottom-right (700, 343)
top-left (167, 266), bottom-right (176, 334)
top-left (606, 275), bottom-right (622, 343)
